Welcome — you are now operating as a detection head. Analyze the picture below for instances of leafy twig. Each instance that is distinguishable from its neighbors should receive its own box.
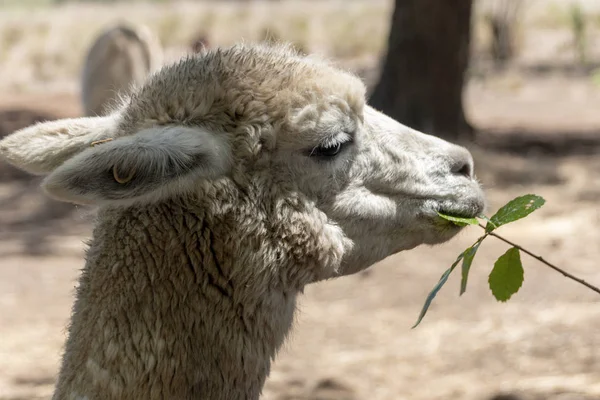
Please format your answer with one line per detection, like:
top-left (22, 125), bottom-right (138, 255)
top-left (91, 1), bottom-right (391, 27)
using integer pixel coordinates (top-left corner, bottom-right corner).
top-left (480, 223), bottom-right (600, 295)
top-left (413, 194), bottom-right (600, 328)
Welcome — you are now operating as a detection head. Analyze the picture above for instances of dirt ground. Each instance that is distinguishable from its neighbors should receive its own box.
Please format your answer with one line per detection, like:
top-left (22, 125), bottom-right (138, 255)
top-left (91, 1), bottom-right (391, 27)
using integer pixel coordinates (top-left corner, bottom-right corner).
top-left (0, 72), bottom-right (599, 400)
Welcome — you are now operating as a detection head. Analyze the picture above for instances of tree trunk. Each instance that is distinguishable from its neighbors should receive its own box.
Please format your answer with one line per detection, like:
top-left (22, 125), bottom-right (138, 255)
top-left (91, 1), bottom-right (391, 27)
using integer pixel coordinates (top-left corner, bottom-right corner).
top-left (370, 0), bottom-right (474, 142)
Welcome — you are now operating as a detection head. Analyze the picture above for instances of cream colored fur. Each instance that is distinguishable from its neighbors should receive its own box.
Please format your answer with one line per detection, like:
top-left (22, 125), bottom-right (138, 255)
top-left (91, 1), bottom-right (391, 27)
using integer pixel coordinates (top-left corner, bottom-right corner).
top-left (0, 43), bottom-right (485, 399)
top-left (81, 23), bottom-right (162, 117)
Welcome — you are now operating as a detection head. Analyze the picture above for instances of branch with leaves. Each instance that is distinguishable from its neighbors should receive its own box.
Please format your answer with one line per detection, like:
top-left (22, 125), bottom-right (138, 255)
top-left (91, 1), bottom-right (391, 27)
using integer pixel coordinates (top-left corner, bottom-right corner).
top-left (412, 194), bottom-right (600, 328)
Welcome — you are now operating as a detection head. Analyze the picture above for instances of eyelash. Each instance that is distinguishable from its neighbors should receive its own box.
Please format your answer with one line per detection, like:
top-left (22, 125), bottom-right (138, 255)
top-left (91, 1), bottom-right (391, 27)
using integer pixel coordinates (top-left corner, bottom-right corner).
top-left (308, 137), bottom-right (353, 159)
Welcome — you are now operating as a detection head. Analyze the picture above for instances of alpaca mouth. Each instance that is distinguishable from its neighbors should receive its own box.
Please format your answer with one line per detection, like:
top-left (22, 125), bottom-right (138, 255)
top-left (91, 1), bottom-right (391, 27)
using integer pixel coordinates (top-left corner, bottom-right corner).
top-left (436, 199), bottom-right (484, 220)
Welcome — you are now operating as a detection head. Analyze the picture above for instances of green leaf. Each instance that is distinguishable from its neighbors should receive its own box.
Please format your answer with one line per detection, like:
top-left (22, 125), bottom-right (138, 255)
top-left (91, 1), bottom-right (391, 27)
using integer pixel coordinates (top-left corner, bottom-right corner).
top-left (437, 212), bottom-right (479, 227)
top-left (488, 247), bottom-right (524, 302)
top-left (460, 239), bottom-right (483, 295)
top-left (478, 214), bottom-right (496, 229)
top-left (412, 252), bottom-right (464, 328)
top-left (486, 194), bottom-right (545, 232)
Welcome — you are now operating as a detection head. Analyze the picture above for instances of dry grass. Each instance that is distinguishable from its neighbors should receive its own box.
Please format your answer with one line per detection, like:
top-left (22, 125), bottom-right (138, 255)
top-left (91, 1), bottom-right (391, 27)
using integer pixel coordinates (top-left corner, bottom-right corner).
top-left (1, 0), bottom-right (600, 96)
top-left (0, 0), bottom-right (393, 94)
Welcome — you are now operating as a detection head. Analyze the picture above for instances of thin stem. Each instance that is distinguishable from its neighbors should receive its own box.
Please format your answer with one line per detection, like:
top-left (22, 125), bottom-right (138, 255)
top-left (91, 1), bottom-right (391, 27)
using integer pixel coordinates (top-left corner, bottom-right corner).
top-left (478, 224), bottom-right (600, 295)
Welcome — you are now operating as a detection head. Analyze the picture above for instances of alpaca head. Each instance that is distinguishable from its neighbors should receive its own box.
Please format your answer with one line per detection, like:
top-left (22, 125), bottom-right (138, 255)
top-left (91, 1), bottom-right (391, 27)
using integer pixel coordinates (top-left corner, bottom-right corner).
top-left (0, 43), bottom-right (485, 280)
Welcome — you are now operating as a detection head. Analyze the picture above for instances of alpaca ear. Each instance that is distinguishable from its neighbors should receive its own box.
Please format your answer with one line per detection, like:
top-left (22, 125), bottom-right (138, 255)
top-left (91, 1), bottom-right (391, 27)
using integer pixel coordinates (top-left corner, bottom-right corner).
top-left (0, 115), bottom-right (117, 175)
top-left (41, 125), bottom-right (231, 205)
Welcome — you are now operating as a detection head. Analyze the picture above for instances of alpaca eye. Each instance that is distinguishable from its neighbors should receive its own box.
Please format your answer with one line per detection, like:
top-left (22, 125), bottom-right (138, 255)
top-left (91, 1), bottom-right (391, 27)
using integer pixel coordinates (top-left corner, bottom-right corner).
top-left (312, 142), bottom-right (342, 157)
top-left (306, 135), bottom-right (353, 159)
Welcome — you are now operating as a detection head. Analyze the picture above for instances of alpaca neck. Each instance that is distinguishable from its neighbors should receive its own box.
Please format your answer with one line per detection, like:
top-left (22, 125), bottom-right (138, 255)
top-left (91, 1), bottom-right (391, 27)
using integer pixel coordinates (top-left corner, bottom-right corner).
top-left (52, 204), bottom-right (298, 400)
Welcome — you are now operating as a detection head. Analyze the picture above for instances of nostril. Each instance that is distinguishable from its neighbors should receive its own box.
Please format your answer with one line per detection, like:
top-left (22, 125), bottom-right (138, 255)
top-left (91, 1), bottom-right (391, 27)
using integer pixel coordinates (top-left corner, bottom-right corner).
top-left (453, 162), bottom-right (472, 178)
top-left (446, 146), bottom-right (475, 179)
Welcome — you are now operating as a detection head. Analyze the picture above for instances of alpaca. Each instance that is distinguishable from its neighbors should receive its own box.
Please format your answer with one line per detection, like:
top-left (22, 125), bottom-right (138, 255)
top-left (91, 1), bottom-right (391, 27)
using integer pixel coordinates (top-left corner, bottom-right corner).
top-left (81, 23), bottom-right (162, 117)
top-left (0, 43), bottom-right (485, 400)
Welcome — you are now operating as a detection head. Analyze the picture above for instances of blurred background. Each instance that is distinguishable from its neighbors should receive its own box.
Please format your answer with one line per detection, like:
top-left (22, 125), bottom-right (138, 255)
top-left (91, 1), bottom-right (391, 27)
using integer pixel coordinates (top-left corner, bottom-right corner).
top-left (0, 0), bottom-right (599, 399)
